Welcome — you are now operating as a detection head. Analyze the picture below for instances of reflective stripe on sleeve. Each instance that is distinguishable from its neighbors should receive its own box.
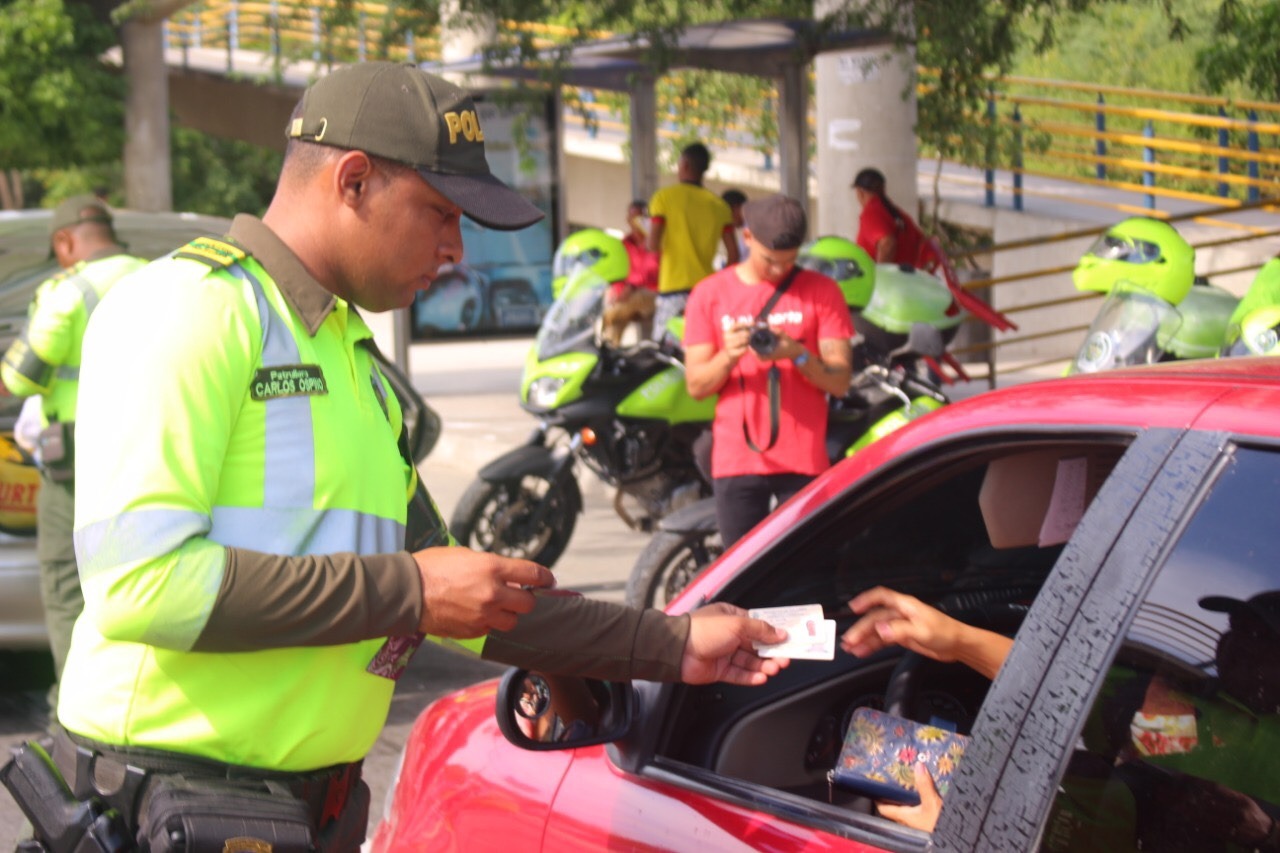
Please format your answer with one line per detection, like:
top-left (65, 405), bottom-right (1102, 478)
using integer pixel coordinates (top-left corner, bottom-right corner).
top-left (56, 366), bottom-right (79, 381)
top-left (75, 507), bottom-right (212, 580)
top-left (1, 335), bottom-right (55, 390)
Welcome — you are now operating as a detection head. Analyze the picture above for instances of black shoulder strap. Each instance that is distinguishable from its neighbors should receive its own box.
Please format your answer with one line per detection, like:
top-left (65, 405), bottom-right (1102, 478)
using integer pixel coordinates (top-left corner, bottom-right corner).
top-left (741, 266), bottom-right (802, 454)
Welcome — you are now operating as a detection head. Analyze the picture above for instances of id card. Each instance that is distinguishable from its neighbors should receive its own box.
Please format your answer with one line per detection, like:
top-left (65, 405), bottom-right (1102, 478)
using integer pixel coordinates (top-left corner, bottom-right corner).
top-left (750, 604), bottom-right (837, 660)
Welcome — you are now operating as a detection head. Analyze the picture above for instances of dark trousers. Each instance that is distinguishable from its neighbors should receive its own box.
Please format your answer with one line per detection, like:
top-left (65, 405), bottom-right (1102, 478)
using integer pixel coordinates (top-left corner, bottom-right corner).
top-left (713, 472), bottom-right (813, 548)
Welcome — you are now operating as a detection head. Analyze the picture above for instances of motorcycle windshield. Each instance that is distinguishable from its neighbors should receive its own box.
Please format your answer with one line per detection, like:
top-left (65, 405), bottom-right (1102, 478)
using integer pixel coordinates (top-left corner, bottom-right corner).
top-left (1070, 285), bottom-right (1182, 374)
top-left (536, 270), bottom-right (608, 360)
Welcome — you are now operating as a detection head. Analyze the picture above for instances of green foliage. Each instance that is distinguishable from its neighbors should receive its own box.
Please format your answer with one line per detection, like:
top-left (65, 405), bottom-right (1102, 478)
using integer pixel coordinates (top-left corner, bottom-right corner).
top-left (170, 127), bottom-right (281, 216)
top-left (0, 0), bottom-right (125, 170)
top-left (1197, 0), bottom-right (1280, 100)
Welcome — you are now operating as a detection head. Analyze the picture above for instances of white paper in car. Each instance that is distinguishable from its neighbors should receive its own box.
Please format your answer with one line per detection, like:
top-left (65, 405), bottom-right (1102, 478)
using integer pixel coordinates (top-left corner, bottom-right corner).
top-left (1038, 456), bottom-right (1089, 546)
top-left (749, 604), bottom-right (836, 660)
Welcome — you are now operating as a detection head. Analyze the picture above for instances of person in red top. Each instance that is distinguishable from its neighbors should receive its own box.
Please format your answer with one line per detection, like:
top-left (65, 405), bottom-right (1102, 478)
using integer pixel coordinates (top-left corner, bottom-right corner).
top-left (603, 199), bottom-right (660, 345)
top-left (853, 167), bottom-right (939, 269)
top-left (684, 194), bottom-right (854, 546)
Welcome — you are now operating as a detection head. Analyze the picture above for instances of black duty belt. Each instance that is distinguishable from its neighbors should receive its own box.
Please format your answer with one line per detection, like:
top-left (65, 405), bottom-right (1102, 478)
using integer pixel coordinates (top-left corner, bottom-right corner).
top-left (50, 728), bottom-right (362, 833)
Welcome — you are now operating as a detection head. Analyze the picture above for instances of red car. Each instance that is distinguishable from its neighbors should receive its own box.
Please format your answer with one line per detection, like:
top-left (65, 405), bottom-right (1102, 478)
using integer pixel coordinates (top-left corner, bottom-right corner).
top-left (372, 357), bottom-right (1280, 852)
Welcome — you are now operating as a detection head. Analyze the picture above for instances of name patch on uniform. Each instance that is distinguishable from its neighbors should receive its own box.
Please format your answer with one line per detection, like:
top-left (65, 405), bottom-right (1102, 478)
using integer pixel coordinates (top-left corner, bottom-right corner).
top-left (250, 365), bottom-right (328, 401)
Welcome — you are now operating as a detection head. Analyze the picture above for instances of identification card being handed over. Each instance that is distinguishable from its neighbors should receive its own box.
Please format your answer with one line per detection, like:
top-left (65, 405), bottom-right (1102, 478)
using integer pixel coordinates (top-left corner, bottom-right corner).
top-left (749, 603), bottom-right (836, 660)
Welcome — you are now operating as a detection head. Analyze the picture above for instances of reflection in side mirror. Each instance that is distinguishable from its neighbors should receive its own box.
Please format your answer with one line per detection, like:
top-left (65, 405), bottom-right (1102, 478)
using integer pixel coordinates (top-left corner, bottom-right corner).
top-left (495, 668), bottom-right (633, 751)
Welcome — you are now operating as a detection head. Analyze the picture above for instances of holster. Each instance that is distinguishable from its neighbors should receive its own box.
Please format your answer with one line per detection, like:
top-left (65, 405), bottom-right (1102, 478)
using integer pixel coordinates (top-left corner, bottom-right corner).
top-left (37, 422), bottom-right (74, 483)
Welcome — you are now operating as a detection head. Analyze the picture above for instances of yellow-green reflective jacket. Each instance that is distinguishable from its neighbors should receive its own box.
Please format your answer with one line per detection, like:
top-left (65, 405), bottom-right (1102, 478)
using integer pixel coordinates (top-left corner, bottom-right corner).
top-left (0, 252), bottom-right (147, 422)
top-left (61, 234), bottom-right (439, 771)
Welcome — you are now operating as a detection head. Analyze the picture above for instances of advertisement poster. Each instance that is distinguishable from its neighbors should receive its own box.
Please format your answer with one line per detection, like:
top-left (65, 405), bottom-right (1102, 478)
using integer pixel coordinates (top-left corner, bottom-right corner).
top-left (411, 93), bottom-right (559, 340)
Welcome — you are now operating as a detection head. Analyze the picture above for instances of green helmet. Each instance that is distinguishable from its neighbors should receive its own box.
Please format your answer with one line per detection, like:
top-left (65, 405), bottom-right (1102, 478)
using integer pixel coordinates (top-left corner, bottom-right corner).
top-left (551, 228), bottom-right (629, 299)
top-left (797, 236), bottom-right (876, 308)
top-left (1073, 217), bottom-right (1195, 305)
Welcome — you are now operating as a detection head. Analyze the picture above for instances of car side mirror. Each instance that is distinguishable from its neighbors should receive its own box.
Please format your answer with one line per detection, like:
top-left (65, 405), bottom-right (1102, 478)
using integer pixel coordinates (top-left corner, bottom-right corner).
top-left (495, 668), bottom-right (633, 751)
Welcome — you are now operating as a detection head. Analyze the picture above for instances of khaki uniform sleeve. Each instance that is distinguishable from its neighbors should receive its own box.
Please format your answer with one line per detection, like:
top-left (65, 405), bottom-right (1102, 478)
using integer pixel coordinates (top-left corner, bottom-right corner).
top-left (482, 593), bottom-right (690, 682)
top-left (192, 548), bottom-right (422, 651)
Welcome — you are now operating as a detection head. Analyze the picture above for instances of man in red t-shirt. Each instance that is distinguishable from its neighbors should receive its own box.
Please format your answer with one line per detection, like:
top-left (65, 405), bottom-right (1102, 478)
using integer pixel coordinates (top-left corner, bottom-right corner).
top-left (684, 194), bottom-right (854, 547)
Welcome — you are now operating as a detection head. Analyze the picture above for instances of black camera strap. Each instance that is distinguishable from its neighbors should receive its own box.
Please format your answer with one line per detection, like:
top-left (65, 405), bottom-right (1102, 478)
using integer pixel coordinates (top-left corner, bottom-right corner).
top-left (739, 266), bottom-right (800, 453)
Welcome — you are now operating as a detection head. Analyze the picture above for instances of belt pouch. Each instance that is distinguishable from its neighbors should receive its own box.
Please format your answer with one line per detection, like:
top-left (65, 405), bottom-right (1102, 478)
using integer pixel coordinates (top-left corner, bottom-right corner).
top-left (138, 775), bottom-right (316, 853)
top-left (37, 422), bottom-right (74, 483)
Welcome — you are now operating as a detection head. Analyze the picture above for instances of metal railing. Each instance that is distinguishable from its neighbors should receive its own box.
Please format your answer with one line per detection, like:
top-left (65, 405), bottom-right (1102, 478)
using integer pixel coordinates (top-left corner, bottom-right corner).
top-left (162, 0), bottom-right (1280, 384)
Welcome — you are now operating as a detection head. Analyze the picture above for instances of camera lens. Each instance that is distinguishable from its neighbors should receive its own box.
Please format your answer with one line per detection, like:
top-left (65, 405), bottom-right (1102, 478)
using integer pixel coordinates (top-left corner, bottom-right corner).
top-left (749, 326), bottom-right (778, 356)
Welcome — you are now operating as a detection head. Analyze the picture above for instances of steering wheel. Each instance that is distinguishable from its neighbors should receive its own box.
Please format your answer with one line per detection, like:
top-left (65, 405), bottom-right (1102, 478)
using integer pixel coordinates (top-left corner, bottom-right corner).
top-left (883, 602), bottom-right (1029, 728)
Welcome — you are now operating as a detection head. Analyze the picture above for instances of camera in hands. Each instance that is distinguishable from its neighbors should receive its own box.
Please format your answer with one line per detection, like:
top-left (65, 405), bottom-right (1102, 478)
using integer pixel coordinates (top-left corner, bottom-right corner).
top-left (748, 323), bottom-right (780, 357)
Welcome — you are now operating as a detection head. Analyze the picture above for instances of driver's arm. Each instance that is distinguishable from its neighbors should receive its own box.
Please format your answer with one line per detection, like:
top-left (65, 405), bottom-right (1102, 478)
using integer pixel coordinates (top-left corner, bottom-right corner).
top-left (840, 586), bottom-right (1013, 680)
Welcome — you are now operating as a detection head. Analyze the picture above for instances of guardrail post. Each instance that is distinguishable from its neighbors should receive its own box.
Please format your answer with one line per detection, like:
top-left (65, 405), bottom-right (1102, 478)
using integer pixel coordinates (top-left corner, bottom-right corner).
top-left (1012, 105), bottom-right (1024, 212)
top-left (1143, 120), bottom-right (1155, 209)
top-left (1248, 109), bottom-right (1260, 203)
top-left (193, 9), bottom-right (202, 49)
top-left (358, 10), bottom-right (367, 62)
top-left (406, 30), bottom-right (416, 63)
top-left (227, 0), bottom-right (238, 73)
top-left (1095, 93), bottom-right (1106, 180)
top-left (985, 89), bottom-right (995, 208)
top-left (1218, 107), bottom-right (1229, 197)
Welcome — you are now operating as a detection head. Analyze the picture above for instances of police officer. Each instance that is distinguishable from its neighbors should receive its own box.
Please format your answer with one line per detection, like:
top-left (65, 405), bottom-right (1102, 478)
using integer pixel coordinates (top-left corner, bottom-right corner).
top-left (39, 63), bottom-right (787, 852)
top-left (0, 195), bottom-right (146, 709)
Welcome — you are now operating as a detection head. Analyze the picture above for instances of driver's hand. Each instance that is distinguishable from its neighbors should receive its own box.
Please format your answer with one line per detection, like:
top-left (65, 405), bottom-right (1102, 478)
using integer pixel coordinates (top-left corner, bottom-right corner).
top-left (841, 587), bottom-right (965, 662)
top-left (840, 587), bottom-right (1013, 681)
top-left (877, 763), bottom-right (944, 832)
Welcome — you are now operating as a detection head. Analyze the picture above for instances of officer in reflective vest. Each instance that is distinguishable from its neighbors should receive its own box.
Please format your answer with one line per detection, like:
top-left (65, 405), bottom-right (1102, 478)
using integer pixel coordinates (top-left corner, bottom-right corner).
top-left (0, 195), bottom-right (146, 707)
top-left (47, 63), bottom-right (788, 852)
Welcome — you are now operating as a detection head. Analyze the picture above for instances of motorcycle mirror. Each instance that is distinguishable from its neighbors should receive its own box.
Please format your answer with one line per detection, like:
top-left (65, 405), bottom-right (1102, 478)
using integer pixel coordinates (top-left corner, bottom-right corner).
top-left (902, 322), bottom-right (946, 359)
top-left (496, 668), bottom-right (634, 751)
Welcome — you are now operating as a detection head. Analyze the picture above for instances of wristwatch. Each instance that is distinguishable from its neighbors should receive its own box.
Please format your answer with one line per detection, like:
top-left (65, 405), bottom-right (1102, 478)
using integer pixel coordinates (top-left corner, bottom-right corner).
top-left (793, 349), bottom-right (811, 369)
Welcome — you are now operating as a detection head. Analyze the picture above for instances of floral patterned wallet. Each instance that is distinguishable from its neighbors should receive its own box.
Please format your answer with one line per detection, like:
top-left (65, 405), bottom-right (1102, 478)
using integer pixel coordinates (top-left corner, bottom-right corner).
top-left (828, 707), bottom-right (969, 805)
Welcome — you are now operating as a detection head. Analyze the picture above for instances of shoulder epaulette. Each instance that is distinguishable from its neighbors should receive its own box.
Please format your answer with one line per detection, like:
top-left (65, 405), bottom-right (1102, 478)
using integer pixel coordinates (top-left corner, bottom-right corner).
top-left (173, 236), bottom-right (249, 270)
top-left (44, 266), bottom-right (75, 285)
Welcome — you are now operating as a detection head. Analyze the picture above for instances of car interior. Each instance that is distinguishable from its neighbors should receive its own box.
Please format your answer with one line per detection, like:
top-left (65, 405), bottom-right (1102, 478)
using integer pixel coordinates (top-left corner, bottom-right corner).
top-left (652, 436), bottom-right (1129, 815)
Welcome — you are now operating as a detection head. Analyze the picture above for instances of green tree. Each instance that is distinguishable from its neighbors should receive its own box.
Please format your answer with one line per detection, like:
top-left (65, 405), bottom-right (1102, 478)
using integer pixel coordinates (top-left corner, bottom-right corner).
top-left (0, 0), bottom-right (125, 207)
top-left (1197, 0), bottom-right (1280, 100)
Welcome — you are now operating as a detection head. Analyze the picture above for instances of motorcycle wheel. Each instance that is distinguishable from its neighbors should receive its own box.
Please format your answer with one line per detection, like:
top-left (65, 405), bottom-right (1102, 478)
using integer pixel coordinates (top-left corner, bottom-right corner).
top-left (625, 529), bottom-right (723, 610)
top-left (450, 474), bottom-right (577, 569)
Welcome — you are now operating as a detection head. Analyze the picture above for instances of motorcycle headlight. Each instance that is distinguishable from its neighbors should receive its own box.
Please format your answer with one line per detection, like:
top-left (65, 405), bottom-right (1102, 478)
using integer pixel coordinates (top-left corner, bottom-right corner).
top-left (527, 377), bottom-right (566, 408)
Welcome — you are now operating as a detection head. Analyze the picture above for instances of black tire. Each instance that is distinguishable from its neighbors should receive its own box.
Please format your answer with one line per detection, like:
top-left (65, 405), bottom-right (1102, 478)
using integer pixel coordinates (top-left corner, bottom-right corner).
top-left (625, 529), bottom-right (723, 609)
top-left (450, 474), bottom-right (577, 569)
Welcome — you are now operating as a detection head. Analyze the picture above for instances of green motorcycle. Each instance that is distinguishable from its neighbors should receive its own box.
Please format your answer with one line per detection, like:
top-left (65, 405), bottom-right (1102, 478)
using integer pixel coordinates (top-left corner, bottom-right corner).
top-left (449, 267), bottom-right (715, 568)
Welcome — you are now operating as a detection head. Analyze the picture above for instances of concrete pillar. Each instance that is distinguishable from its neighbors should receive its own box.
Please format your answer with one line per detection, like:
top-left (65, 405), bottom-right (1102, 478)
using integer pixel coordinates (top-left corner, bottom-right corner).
top-left (778, 63), bottom-right (808, 202)
top-left (814, 3), bottom-right (917, 239)
top-left (121, 19), bottom-right (173, 212)
top-left (629, 74), bottom-right (658, 202)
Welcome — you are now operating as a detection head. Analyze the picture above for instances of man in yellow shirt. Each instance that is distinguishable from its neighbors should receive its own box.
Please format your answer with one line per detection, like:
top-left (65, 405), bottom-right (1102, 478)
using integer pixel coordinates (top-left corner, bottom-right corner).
top-left (648, 142), bottom-right (739, 338)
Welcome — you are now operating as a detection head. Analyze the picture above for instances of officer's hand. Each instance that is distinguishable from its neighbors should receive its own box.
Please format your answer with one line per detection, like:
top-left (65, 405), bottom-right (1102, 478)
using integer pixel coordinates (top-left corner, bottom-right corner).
top-left (680, 602), bottom-right (790, 686)
top-left (412, 546), bottom-right (554, 638)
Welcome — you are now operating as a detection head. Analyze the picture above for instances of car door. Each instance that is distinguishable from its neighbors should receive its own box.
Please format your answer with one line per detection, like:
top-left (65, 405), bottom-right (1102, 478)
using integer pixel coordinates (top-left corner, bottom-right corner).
top-left (542, 428), bottom-right (1162, 851)
top-left (966, 430), bottom-right (1280, 850)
